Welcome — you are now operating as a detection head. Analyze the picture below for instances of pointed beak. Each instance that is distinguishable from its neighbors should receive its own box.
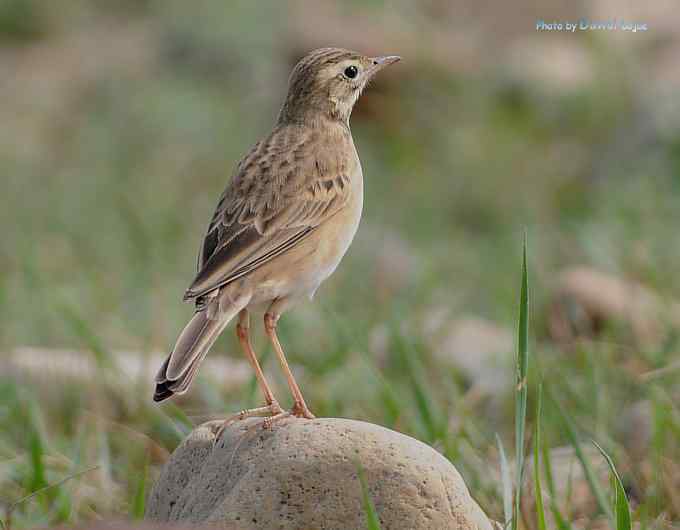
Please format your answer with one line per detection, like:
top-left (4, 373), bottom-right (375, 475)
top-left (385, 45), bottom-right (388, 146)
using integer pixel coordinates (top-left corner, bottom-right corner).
top-left (367, 55), bottom-right (401, 76)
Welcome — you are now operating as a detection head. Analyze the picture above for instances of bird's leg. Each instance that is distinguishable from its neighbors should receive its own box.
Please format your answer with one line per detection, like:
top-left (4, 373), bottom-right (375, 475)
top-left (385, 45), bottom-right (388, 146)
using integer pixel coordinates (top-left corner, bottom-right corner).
top-left (236, 309), bottom-right (281, 411)
top-left (214, 310), bottom-right (285, 445)
top-left (264, 311), bottom-right (315, 419)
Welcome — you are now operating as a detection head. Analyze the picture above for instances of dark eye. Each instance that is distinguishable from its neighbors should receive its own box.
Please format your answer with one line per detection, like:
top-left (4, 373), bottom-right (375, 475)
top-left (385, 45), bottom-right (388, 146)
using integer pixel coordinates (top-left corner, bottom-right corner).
top-left (344, 65), bottom-right (358, 79)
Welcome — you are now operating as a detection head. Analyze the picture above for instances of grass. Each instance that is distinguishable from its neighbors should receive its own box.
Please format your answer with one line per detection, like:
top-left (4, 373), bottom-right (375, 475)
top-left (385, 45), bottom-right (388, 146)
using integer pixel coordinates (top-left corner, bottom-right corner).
top-left (533, 386), bottom-right (547, 530)
top-left (354, 240), bottom-right (636, 530)
top-left (2, 466), bottom-right (99, 530)
top-left (512, 238), bottom-right (530, 530)
top-left (497, 433), bottom-right (513, 528)
top-left (130, 457), bottom-right (148, 521)
top-left (510, 244), bottom-right (634, 530)
top-left (594, 442), bottom-right (632, 530)
top-left (1, 1), bottom-right (679, 528)
top-left (552, 390), bottom-right (613, 520)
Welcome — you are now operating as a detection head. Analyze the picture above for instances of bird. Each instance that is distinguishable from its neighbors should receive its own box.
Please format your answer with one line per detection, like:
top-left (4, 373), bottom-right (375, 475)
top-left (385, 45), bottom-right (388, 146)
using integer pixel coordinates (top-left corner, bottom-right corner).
top-left (153, 47), bottom-right (400, 422)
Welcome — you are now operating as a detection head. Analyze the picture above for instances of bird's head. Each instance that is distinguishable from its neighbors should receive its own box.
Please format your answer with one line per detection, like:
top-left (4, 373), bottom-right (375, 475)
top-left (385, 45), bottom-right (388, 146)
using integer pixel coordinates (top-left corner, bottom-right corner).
top-left (278, 47), bottom-right (400, 125)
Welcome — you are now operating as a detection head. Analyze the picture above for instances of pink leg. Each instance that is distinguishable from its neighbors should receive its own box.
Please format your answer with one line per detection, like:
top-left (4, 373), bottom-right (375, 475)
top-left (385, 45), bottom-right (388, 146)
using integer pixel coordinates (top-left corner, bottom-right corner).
top-left (264, 309), bottom-right (315, 419)
top-left (236, 309), bottom-right (280, 408)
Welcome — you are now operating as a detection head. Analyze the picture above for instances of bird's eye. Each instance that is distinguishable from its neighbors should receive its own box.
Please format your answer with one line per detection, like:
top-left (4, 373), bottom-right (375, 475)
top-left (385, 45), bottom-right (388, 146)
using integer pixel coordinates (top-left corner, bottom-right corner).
top-left (344, 65), bottom-right (358, 79)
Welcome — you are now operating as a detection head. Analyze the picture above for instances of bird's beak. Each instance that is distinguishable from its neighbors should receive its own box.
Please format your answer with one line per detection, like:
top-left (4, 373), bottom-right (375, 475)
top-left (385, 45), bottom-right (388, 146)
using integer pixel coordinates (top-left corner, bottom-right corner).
top-left (366, 55), bottom-right (401, 77)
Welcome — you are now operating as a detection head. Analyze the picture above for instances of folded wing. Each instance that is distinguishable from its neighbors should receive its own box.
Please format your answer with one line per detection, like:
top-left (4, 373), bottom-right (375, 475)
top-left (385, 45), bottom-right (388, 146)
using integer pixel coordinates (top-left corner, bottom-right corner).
top-left (184, 127), bottom-right (352, 300)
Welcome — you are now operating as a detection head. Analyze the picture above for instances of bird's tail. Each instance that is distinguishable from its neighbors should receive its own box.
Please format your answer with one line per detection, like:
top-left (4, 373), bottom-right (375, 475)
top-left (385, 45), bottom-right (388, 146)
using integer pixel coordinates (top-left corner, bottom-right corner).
top-left (153, 296), bottom-right (246, 402)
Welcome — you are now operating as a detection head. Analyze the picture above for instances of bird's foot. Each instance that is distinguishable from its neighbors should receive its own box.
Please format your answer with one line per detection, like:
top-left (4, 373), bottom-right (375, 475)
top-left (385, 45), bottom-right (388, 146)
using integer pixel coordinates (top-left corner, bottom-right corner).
top-left (242, 401), bottom-right (316, 431)
top-left (261, 410), bottom-right (292, 429)
top-left (247, 402), bottom-right (315, 430)
top-left (213, 401), bottom-right (283, 445)
top-left (212, 401), bottom-right (315, 445)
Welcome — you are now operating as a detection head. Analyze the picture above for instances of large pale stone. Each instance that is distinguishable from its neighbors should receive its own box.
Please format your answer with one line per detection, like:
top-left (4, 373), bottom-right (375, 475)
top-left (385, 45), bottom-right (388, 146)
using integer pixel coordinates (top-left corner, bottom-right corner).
top-left (548, 266), bottom-right (680, 347)
top-left (146, 417), bottom-right (494, 530)
top-left (435, 317), bottom-right (514, 394)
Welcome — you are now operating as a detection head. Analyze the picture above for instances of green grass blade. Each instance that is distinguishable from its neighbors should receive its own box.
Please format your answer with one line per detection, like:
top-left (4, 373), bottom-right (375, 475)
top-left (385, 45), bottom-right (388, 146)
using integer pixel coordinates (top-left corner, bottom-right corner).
top-left (410, 370), bottom-right (438, 442)
top-left (25, 396), bottom-right (49, 497)
top-left (541, 430), bottom-right (555, 498)
top-left (391, 329), bottom-right (444, 443)
top-left (534, 385), bottom-right (547, 530)
top-left (496, 434), bottom-right (513, 528)
top-left (357, 463), bottom-right (382, 530)
top-left (593, 441), bottom-right (632, 530)
top-left (513, 235), bottom-right (529, 530)
top-left (52, 486), bottom-right (72, 524)
top-left (550, 503), bottom-right (572, 530)
top-left (28, 429), bottom-right (47, 493)
top-left (552, 393), bottom-right (613, 521)
top-left (163, 402), bottom-right (194, 436)
top-left (131, 457), bottom-right (148, 519)
top-left (541, 399), bottom-right (573, 530)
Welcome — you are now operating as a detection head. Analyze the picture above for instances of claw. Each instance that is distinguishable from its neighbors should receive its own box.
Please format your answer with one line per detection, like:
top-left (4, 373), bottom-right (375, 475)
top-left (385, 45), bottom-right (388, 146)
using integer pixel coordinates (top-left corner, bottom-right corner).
top-left (291, 402), bottom-right (316, 419)
top-left (212, 401), bottom-right (283, 446)
top-left (262, 411), bottom-right (292, 429)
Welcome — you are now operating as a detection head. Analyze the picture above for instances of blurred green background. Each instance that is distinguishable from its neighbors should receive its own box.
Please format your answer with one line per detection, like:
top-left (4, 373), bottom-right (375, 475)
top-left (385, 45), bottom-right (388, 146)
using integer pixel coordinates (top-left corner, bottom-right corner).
top-left (1, 1), bottom-right (679, 528)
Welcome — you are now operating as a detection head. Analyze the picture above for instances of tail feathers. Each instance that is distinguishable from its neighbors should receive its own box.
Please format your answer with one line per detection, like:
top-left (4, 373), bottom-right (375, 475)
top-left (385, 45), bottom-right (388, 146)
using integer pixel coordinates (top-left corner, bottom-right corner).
top-left (153, 300), bottom-right (241, 403)
top-left (153, 381), bottom-right (174, 402)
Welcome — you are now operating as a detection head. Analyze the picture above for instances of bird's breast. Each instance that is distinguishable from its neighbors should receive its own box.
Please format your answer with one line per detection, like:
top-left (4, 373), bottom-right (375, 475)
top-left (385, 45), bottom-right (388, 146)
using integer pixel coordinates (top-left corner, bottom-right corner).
top-left (314, 161), bottom-right (363, 280)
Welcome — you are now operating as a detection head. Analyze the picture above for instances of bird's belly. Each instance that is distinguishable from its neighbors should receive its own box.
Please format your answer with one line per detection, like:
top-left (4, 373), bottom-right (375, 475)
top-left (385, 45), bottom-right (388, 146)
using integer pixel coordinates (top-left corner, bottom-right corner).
top-left (309, 177), bottom-right (363, 285)
top-left (317, 202), bottom-right (362, 280)
top-left (248, 180), bottom-right (363, 305)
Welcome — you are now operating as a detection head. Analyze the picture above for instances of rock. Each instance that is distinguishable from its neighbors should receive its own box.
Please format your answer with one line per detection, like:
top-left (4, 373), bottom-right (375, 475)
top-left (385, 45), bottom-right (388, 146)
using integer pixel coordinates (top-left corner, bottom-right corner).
top-left (146, 417), bottom-right (495, 530)
top-left (5, 346), bottom-right (251, 398)
top-left (435, 317), bottom-right (514, 395)
top-left (620, 400), bottom-right (653, 458)
top-left (53, 523), bottom-right (240, 530)
top-left (548, 267), bottom-right (680, 349)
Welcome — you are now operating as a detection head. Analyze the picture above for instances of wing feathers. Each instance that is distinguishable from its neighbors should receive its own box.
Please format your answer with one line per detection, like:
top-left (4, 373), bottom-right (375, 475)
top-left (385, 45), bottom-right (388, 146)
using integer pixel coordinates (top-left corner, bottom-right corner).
top-left (185, 124), bottom-right (353, 301)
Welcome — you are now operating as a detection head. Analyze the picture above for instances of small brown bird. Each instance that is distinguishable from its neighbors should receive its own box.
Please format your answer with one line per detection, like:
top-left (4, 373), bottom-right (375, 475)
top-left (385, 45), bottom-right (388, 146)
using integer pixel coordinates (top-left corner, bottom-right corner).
top-left (154, 48), bottom-right (400, 421)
